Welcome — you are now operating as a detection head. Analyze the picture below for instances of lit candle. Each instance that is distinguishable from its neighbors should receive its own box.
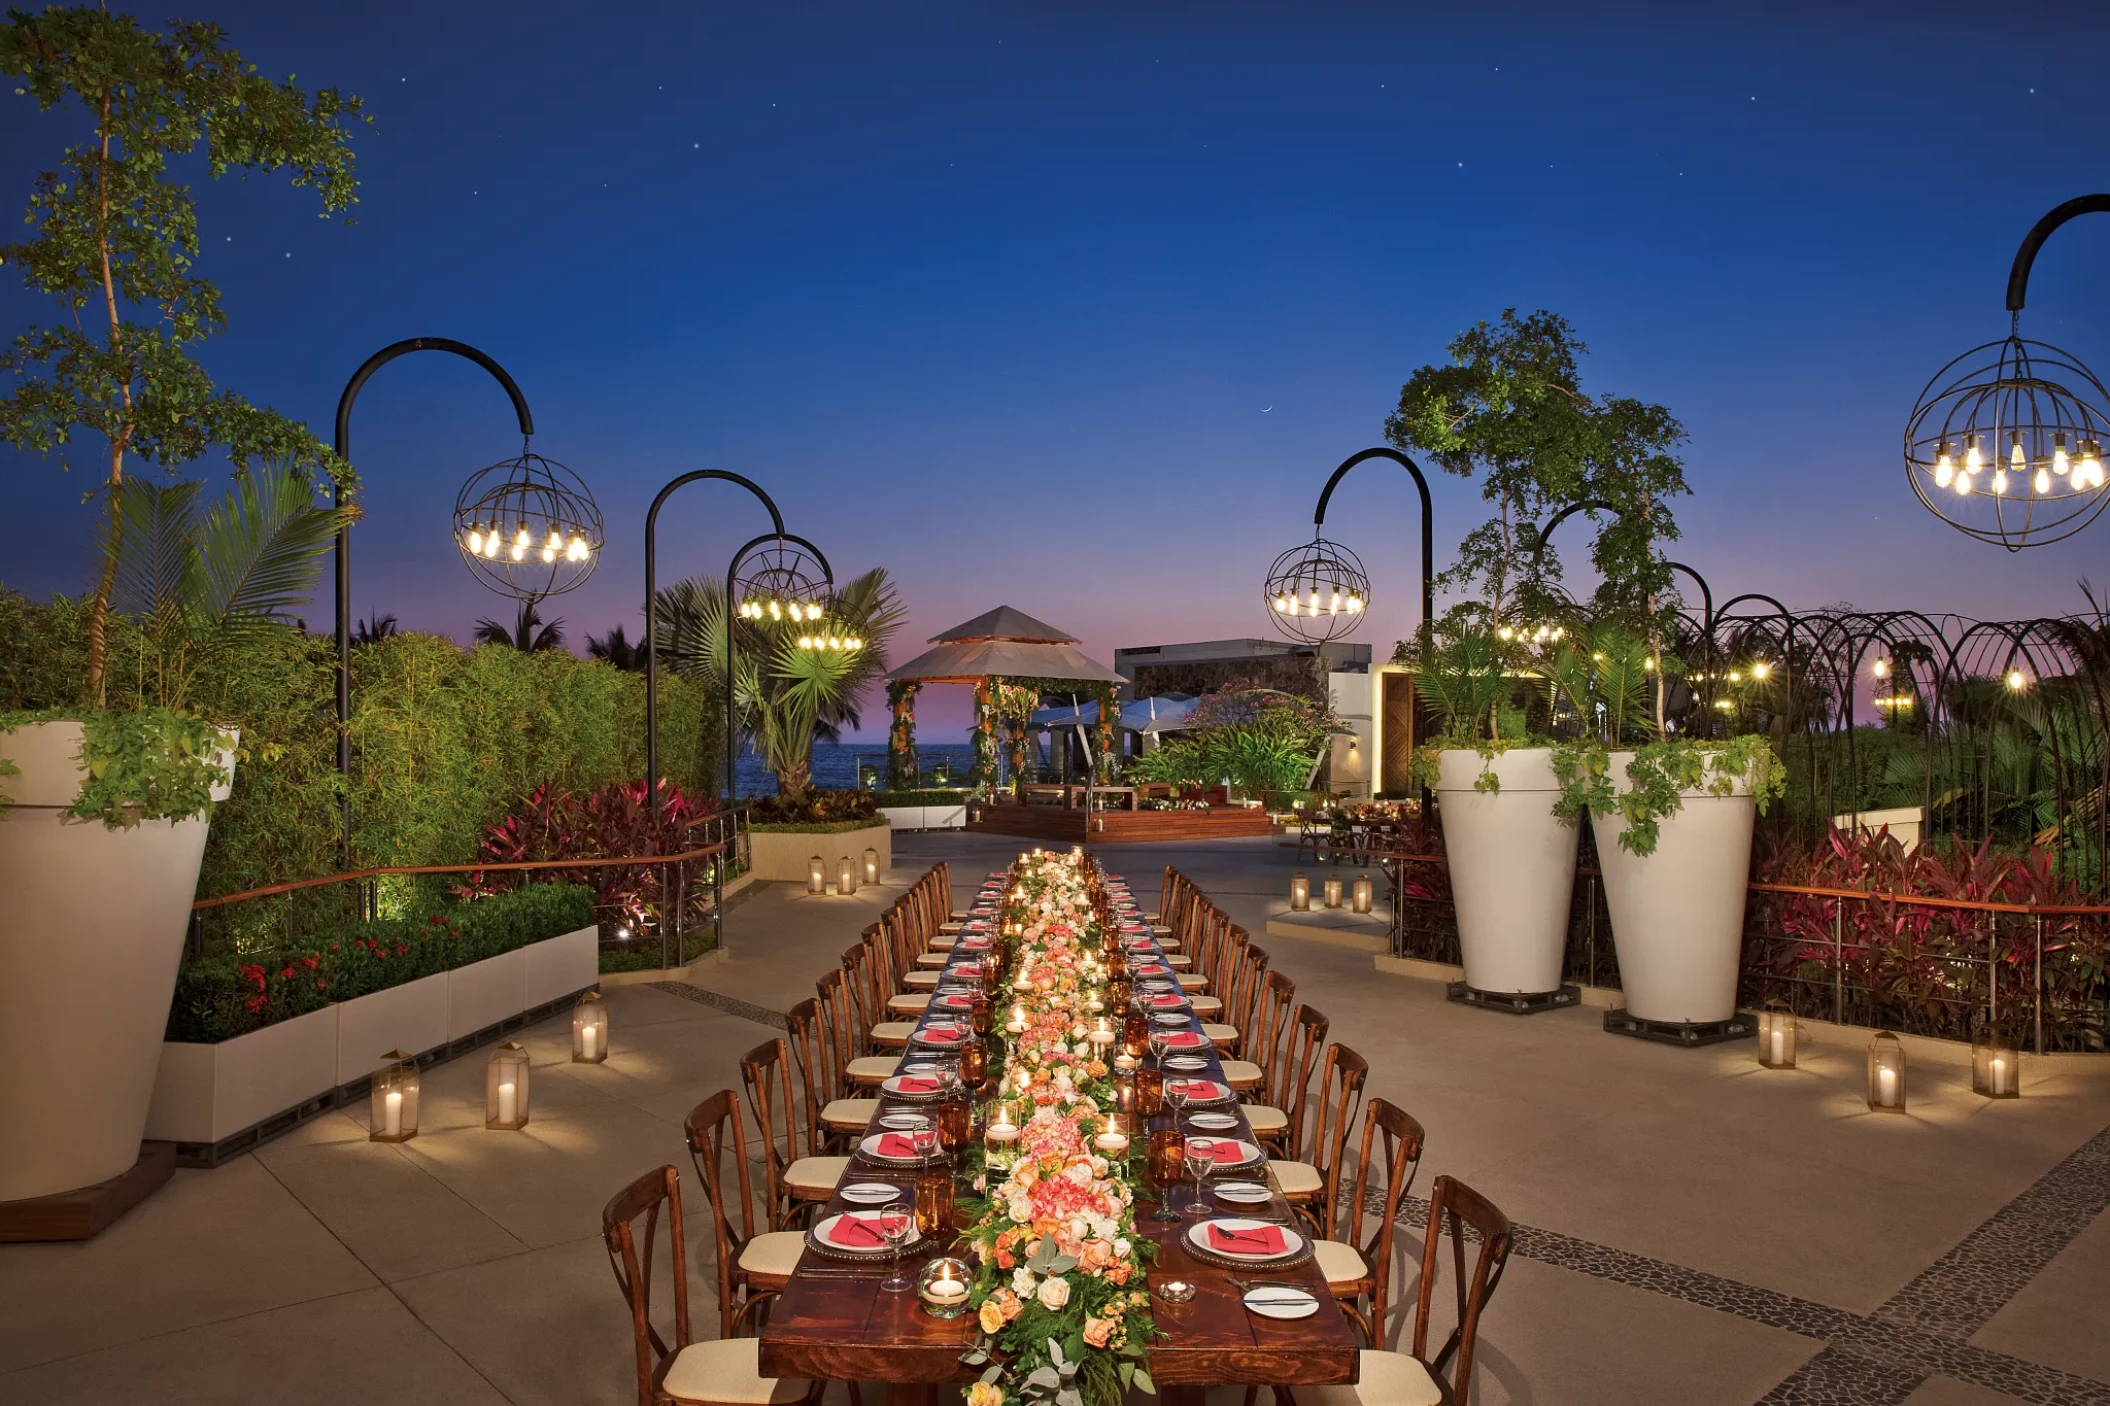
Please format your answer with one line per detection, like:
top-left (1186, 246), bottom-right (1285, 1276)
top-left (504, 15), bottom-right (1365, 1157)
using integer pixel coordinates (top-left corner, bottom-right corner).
top-left (497, 1081), bottom-right (517, 1124)
top-left (383, 1088), bottom-right (403, 1138)
top-left (925, 1275), bottom-right (966, 1302)
top-left (985, 1120), bottom-right (1019, 1145)
top-left (1877, 1066), bottom-right (1897, 1106)
top-left (581, 1023), bottom-right (600, 1061)
top-left (1991, 1056), bottom-right (2009, 1096)
top-left (1094, 1119), bottom-right (1129, 1155)
top-left (1112, 1053), bottom-right (1138, 1072)
top-left (1769, 1027), bottom-right (1785, 1065)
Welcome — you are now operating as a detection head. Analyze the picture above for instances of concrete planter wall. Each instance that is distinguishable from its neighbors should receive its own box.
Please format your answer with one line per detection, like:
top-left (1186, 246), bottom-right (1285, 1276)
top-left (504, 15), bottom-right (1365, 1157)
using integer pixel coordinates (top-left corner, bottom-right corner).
top-left (1593, 754), bottom-right (1757, 1025)
top-left (746, 823), bottom-right (892, 882)
top-left (880, 804), bottom-right (967, 832)
top-left (1437, 748), bottom-right (1580, 997)
top-left (145, 926), bottom-right (600, 1149)
top-left (0, 720), bottom-right (233, 1203)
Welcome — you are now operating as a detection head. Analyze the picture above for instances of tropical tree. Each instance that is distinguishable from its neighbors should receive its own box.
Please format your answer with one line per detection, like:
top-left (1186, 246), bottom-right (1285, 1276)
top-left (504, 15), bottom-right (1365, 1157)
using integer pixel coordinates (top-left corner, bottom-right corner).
top-left (474, 602), bottom-right (565, 653)
top-left (353, 612), bottom-right (398, 646)
top-left (655, 567), bottom-right (907, 796)
top-left (0, 8), bottom-right (367, 706)
top-left (586, 623), bottom-right (645, 672)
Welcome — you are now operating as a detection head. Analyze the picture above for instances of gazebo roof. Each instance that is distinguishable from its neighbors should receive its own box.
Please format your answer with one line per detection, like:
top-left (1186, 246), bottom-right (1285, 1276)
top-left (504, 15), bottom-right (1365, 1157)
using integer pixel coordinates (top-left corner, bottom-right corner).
top-left (888, 605), bottom-right (1122, 685)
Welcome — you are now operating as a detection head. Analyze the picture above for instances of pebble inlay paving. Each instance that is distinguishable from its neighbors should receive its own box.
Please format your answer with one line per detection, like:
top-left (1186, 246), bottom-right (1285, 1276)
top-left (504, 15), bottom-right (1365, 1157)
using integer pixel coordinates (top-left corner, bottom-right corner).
top-left (646, 980), bottom-right (789, 1030)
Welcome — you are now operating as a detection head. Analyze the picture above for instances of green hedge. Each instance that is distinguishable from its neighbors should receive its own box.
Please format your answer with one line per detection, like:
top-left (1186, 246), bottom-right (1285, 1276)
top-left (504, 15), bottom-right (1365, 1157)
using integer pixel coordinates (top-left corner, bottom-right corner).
top-left (750, 818), bottom-right (891, 834)
top-left (167, 883), bottom-right (595, 1043)
top-left (0, 591), bottom-right (718, 953)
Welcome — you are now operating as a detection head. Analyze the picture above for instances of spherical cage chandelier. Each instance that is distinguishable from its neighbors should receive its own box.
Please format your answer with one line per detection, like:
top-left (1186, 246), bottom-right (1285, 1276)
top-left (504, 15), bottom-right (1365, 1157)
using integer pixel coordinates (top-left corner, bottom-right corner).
top-left (1905, 331), bottom-right (2110, 551)
top-left (453, 446), bottom-right (604, 601)
top-left (733, 539), bottom-right (857, 653)
top-left (1263, 535), bottom-right (1371, 645)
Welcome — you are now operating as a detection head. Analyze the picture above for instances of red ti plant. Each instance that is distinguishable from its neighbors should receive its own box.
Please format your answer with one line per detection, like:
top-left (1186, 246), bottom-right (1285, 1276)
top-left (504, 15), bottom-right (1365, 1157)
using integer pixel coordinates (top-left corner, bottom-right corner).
top-left (462, 778), bottom-right (718, 936)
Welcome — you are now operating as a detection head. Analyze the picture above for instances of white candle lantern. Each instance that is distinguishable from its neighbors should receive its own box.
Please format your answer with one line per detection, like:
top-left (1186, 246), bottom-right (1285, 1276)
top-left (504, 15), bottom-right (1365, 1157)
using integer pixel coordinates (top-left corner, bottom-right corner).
top-left (863, 847), bottom-right (880, 885)
top-left (1322, 874), bottom-right (1343, 909)
top-left (1757, 1007), bottom-right (1797, 1070)
top-left (1290, 872), bottom-right (1310, 911)
top-left (1971, 1029), bottom-right (2020, 1099)
top-left (808, 855), bottom-right (827, 895)
top-left (1351, 875), bottom-right (1373, 914)
top-left (369, 1050), bottom-right (420, 1143)
top-left (486, 1041), bottom-right (532, 1129)
top-left (572, 990), bottom-right (610, 1064)
top-left (1867, 1031), bottom-right (1906, 1113)
top-left (837, 854), bottom-right (858, 895)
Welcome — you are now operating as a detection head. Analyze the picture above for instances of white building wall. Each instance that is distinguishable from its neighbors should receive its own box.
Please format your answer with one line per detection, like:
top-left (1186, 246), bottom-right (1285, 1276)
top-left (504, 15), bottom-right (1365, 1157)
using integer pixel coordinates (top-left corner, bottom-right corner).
top-left (1327, 671), bottom-right (1377, 799)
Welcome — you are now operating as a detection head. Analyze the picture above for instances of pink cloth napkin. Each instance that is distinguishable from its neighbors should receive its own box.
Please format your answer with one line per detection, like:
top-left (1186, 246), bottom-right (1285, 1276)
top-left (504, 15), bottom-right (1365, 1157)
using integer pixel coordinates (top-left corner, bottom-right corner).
top-left (921, 1027), bottom-right (961, 1044)
top-left (1133, 964), bottom-right (1166, 976)
top-left (1208, 1222), bottom-right (1285, 1255)
top-left (1197, 1138), bottom-right (1249, 1162)
top-left (892, 1076), bottom-right (943, 1094)
top-left (936, 994), bottom-right (970, 1008)
top-left (1151, 994), bottom-right (1184, 1008)
top-left (875, 1133), bottom-right (921, 1158)
top-left (1162, 1032), bottom-right (1203, 1048)
top-left (1172, 1080), bottom-right (1220, 1100)
top-left (831, 1213), bottom-right (908, 1248)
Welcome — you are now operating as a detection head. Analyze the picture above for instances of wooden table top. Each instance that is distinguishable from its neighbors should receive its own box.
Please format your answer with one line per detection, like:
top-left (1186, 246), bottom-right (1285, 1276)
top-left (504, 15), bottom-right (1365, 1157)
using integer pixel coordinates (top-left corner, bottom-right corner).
top-left (759, 871), bottom-right (1359, 1388)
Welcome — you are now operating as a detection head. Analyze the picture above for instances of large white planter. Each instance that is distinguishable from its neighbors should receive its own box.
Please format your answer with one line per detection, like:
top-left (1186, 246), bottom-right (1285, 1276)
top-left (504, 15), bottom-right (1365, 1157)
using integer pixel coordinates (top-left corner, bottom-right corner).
top-left (144, 1004), bottom-right (338, 1145)
top-left (1437, 748), bottom-right (1579, 996)
top-left (0, 720), bottom-right (233, 1202)
top-left (524, 925), bottom-right (599, 1009)
top-left (335, 970), bottom-right (450, 1085)
top-left (448, 947), bottom-right (526, 1041)
top-left (1592, 752), bottom-right (1758, 1024)
top-left (881, 805), bottom-right (967, 832)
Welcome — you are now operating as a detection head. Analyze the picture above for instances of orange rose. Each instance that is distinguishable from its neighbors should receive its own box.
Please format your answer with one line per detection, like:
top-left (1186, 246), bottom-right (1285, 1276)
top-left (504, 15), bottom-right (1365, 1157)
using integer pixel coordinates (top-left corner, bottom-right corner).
top-left (1082, 1318), bottom-right (1113, 1348)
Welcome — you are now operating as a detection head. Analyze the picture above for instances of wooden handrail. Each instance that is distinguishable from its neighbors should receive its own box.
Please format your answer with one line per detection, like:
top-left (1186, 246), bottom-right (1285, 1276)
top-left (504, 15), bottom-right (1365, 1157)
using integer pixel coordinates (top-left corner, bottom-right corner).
top-left (190, 840), bottom-right (727, 912)
top-left (1364, 848), bottom-right (2110, 919)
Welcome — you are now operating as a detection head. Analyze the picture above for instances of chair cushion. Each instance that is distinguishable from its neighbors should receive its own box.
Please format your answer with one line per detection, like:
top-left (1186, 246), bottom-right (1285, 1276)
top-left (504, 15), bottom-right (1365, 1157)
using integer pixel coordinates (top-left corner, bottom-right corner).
top-left (1244, 1104), bottom-right (1288, 1134)
top-left (846, 1056), bottom-right (901, 1082)
top-left (902, 971), bottom-right (941, 989)
top-left (737, 1230), bottom-right (808, 1278)
top-left (1219, 1059), bottom-right (1264, 1087)
top-left (1176, 974), bottom-right (1208, 991)
top-left (1199, 1024), bottom-right (1237, 1043)
top-left (915, 952), bottom-right (948, 968)
top-left (939, 922), bottom-right (964, 934)
top-left (1297, 1351), bottom-right (1444, 1406)
top-left (1273, 1160), bottom-right (1322, 1197)
top-left (1149, 925), bottom-right (1173, 937)
top-left (887, 993), bottom-right (931, 1012)
top-left (821, 1098), bottom-right (879, 1129)
top-left (870, 1021), bottom-right (917, 1046)
top-left (1315, 1237), bottom-right (1369, 1287)
top-left (929, 935), bottom-right (958, 950)
top-left (662, 1336), bottom-right (811, 1405)
top-left (1164, 956), bottom-right (1193, 970)
top-left (785, 1156), bottom-right (850, 1196)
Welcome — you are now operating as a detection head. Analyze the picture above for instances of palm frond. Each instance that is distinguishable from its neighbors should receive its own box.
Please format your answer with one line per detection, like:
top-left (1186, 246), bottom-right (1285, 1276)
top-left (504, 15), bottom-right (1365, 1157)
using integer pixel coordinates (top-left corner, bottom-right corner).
top-left (111, 475), bottom-right (203, 620)
top-left (191, 460), bottom-right (340, 633)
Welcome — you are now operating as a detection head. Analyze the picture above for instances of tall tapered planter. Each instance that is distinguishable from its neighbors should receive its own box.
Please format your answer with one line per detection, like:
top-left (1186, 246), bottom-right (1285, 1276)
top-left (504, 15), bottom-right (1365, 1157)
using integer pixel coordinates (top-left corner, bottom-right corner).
top-left (0, 721), bottom-right (233, 1206)
top-left (1437, 748), bottom-right (1579, 998)
top-left (1591, 751), bottom-right (1756, 1025)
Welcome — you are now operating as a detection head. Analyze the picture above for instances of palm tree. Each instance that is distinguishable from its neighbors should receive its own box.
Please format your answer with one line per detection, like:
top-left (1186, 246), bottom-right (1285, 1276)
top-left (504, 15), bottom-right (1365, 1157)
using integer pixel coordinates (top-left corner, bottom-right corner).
top-left (655, 566), bottom-right (906, 797)
top-left (353, 611), bottom-right (399, 646)
top-left (586, 623), bottom-right (645, 671)
top-left (474, 601), bottom-right (565, 653)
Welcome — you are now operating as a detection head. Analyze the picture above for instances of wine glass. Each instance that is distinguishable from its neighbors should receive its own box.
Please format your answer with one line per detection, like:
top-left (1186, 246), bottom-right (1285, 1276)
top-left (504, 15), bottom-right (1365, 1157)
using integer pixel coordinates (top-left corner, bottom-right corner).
top-left (1183, 1137), bottom-right (1215, 1218)
top-left (1149, 1029), bottom-right (1171, 1067)
top-left (1165, 1078), bottom-right (1191, 1130)
top-left (911, 1123), bottom-right (940, 1171)
top-left (879, 1202), bottom-right (914, 1292)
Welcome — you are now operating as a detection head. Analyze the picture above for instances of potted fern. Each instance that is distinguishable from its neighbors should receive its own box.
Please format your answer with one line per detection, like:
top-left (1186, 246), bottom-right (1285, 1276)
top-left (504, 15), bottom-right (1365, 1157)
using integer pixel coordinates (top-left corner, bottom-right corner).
top-left (0, 9), bottom-right (362, 1216)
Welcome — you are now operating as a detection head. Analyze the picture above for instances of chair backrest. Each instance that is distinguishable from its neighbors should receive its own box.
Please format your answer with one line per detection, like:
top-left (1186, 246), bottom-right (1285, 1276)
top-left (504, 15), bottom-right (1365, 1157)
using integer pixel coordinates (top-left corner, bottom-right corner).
top-left (738, 1037), bottom-right (803, 1215)
top-left (602, 1163), bottom-right (689, 1406)
top-left (1276, 1004), bottom-right (1330, 1147)
top-left (1248, 971), bottom-right (1296, 1092)
top-left (1413, 1175), bottom-right (1513, 1400)
top-left (816, 968), bottom-right (859, 1082)
top-left (784, 998), bottom-right (830, 1142)
top-left (1307, 1041), bottom-right (1370, 1220)
top-left (1342, 1097), bottom-right (1428, 1341)
top-left (842, 942), bottom-right (881, 1036)
top-left (1229, 943), bottom-right (1269, 1034)
top-left (683, 1091), bottom-right (765, 1338)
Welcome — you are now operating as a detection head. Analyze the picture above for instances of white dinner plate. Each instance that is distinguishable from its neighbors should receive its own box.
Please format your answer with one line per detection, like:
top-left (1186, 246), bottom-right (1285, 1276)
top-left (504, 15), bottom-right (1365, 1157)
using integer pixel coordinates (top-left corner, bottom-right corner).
top-left (1213, 1181), bottom-right (1273, 1205)
top-left (1187, 1112), bottom-right (1239, 1131)
top-left (1152, 1012), bottom-right (1190, 1027)
top-left (811, 1210), bottom-right (921, 1255)
top-left (881, 1074), bottom-right (950, 1099)
top-left (1243, 1287), bottom-right (1318, 1319)
top-left (858, 1131), bottom-right (937, 1164)
top-left (1167, 1080), bottom-right (1234, 1106)
top-left (878, 1113), bottom-right (931, 1131)
top-left (841, 1182), bottom-right (902, 1204)
top-left (1164, 1055), bottom-right (1209, 1072)
top-left (1187, 1217), bottom-right (1305, 1263)
top-left (1185, 1136), bottom-right (1263, 1169)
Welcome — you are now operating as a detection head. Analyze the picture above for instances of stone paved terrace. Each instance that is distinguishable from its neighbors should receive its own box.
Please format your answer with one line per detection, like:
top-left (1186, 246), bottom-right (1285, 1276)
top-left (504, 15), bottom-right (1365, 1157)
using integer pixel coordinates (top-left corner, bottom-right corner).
top-left (3, 831), bottom-right (2108, 1406)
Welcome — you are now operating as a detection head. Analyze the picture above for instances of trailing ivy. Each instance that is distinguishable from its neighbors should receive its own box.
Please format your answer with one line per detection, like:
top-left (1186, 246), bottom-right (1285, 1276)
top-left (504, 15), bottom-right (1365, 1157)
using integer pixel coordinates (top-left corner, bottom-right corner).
top-left (0, 705), bottom-right (231, 826)
top-left (1551, 734), bottom-right (1786, 857)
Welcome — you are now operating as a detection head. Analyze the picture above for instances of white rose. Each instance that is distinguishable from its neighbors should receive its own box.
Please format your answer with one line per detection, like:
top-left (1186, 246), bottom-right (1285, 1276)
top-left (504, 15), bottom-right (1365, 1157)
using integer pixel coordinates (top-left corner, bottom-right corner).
top-left (1013, 1266), bottom-right (1038, 1295)
top-left (1008, 1194), bottom-right (1032, 1222)
top-left (1114, 1237), bottom-right (1131, 1259)
top-left (1065, 1161), bottom-right (1094, 1187)
top-left (1067, 1215), bottom-right (1090, 1240)
top-left (1037, 1276), bottom-right (1071, 1310)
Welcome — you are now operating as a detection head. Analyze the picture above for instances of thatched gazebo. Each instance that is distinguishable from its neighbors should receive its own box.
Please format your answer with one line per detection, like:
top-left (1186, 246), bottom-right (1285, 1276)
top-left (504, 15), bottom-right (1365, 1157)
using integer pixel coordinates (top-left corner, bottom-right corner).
top-left (884, 606), bottom-right (1124, 790)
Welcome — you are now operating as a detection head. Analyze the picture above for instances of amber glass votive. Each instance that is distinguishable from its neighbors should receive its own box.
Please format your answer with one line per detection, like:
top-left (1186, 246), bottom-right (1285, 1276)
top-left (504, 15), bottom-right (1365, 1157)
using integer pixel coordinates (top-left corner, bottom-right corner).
top-left (1136, 1066), bottom-right (1164, 1117)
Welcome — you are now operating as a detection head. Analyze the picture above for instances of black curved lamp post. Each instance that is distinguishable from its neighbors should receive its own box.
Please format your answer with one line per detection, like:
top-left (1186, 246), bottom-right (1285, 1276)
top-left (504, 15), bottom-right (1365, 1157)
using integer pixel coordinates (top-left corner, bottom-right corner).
top-left (332, 338), bottom-right (538, 867)
top-left (1264, 446), bottom-right (1435, 645)
top-left (1905, 194), bottom-right (2110, 550)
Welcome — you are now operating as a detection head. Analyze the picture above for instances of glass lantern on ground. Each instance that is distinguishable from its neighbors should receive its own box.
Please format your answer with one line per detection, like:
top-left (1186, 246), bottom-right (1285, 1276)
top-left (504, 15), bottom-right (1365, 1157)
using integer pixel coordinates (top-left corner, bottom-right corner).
top-left (1289, 872), bottom-right (1311, 911)
top-left (808, 855), bottom-right (826, 895)
top-left (863, 848), bottom-right (880, 886)
top-left (1867, 1031), bottom-right (1907, 1113)
top-left (572, 991), bottom-right (609, 1064)
top-left (836, 855), bottom-right (857, 895)
top-left (1351, 875), bottom-right (1373, 914)
top-left (1757, 1006), bottom-right (1797, 1070)
top-left (1322, 874), bottom-right (1343, 909)
top-left (369, 1050), bottom-right (420, 1142)
top-left (1905, 335), bottom-right (2110, 551)
top-left (454, 448), bottom-right (603, 601)
top-left (1263, 536), bottom-right (1372, 645)
top-left (1972, 1027), bottom-right (2021, 1099)
top-left (486, 1042), bottom-right (531, 1129)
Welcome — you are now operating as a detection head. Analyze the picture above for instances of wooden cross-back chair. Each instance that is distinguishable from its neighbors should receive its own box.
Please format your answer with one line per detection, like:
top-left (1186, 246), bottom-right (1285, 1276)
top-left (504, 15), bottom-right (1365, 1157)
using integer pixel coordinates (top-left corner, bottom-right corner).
top-left (820, 968), bottom-right (899, 1088)
top-left (601, 1163), bottom-right (822, 1406)
top-left (1221, 969), bottom-right (1293, 1095)
top-left (1241, 1001), bottom-right (1328, 1150)
top-left (1279, 1041), bottom-right (1370, 1233)
top-left (737, 1037), bottom-right (845, 1228)
top-left (787, 997), bottom-right (876, 1143)
top-left (1314, 1097), bottom-right (1428, 1347)
top-left (681, 1090), bottom-right (807, 1338)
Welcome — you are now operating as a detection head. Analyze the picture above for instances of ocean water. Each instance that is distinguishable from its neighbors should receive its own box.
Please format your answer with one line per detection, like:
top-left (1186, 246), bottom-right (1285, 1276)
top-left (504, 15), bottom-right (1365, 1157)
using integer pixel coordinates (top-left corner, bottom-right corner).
top-left (733, 742), bottom-right (979, 798)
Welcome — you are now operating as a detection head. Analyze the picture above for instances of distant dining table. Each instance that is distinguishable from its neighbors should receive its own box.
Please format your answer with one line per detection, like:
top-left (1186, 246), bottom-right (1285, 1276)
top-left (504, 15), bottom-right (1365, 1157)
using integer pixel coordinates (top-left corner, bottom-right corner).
top-left (758, 870), bottom-right (1358, 1403)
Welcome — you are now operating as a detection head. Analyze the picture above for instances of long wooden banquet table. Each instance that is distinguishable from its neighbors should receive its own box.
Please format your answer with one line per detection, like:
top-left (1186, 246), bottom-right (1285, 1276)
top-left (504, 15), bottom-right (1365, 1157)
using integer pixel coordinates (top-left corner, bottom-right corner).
top-left (760, 863), bottom-right (1357, 1404)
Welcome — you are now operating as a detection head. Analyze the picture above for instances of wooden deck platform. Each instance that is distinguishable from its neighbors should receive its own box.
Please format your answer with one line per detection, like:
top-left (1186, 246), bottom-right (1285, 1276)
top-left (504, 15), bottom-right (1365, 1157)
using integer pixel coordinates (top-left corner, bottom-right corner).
top-left (966, 805), bottom-right (1279, 844)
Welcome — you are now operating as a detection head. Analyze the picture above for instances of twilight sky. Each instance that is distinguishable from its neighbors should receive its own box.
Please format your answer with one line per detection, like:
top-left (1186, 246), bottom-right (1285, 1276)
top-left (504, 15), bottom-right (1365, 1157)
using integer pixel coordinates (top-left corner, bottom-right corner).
top-left (5, 0), bottom-right (2108, 739)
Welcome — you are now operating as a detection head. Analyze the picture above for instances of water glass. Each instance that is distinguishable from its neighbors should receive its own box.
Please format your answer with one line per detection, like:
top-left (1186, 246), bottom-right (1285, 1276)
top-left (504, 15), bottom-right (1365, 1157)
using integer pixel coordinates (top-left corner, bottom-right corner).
top-left (879, 1203), bottom-right (914, 1292)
